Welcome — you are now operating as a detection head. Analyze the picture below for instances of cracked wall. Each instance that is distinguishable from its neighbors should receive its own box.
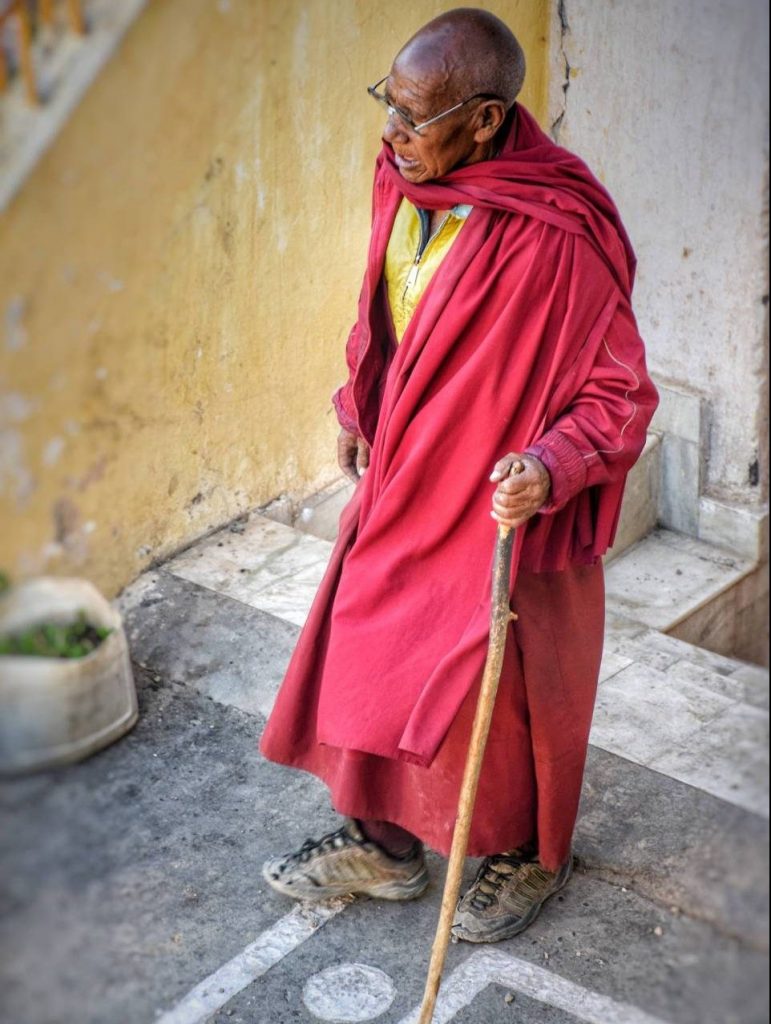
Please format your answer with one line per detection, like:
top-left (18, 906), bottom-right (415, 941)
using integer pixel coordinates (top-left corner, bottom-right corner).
top-left (0, 0), bottom-right (550, 597)
top-left (548, 0), bottom-right (769, 509)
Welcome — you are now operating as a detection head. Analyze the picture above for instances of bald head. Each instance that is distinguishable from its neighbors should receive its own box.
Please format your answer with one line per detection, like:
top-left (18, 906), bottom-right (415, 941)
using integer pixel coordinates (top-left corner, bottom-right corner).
top-left (395, 8), bottom-right (526, 108)
top-left (381, 9), bottom-right (525, 183)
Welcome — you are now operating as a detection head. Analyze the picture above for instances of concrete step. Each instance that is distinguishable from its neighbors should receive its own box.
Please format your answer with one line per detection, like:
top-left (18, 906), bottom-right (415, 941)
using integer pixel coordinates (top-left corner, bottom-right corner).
top-left (596, 619), bottom-right (768, 818)
top-left (124, 510), bottom-right (769, 826)
top-left (263, 429), bottom-right (663, 559)
top-left (604, 525), bottom-right (767, 666)
top-left (604, 528), bottom-right (756, 633)
top-left (272, 471), bottom-right (764, 662)
top-left (118, 504), bottom-right (768, 953)
top-left (605, 431), bottom-right (661, 561)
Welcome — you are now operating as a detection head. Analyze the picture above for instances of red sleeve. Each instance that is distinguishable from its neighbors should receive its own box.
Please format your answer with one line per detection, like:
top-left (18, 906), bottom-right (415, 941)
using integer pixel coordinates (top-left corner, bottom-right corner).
top-left (331, 322), bottom-right (361, 434)
top-left (526, 302), bottom-right (659, 513)
top-left (331, 164), bottom-right (386, 437)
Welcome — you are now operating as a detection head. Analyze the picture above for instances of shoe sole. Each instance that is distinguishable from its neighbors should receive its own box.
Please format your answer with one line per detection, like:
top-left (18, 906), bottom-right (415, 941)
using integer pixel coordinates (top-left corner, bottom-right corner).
top-left (261, 860), bottom-right (430, 903)
top-left (451, 857), bottom-right (574, 944)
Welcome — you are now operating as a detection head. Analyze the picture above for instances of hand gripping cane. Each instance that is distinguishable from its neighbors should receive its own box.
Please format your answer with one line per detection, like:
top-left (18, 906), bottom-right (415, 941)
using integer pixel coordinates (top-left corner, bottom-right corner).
top-left (417, 467), bottom-right (522, 1024)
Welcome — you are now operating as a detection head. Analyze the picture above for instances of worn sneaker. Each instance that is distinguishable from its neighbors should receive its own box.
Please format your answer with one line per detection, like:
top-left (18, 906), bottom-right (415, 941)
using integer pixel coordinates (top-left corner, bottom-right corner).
top-left (451, 849), bottom-right (573, 943)
top-left (262, 819), bottom-right (430, 902)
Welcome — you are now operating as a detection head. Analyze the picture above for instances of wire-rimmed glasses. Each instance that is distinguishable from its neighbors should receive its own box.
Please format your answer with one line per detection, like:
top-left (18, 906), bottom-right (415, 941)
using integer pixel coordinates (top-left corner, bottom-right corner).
top-left (367, 75), bottom-right (500, 135)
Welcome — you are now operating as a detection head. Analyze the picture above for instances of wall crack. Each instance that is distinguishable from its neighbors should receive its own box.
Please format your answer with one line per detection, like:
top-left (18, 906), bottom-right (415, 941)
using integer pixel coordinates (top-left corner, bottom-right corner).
top-left (550, 0), bottom-right (571, 142)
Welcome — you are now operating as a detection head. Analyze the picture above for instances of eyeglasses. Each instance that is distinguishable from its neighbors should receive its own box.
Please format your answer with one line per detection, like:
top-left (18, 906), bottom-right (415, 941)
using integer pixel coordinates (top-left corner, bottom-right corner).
top-left (367, 75), bottom-right (500, 135)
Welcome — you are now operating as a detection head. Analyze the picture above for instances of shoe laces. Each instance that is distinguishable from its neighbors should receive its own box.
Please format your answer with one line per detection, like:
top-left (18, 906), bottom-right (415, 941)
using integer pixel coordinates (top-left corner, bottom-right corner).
top-left (294, 824), bottom-right (362, 865)
top-left (466, 847), bottom-right (548, 913)
top-left (469, 853), bottom-right (529, 911)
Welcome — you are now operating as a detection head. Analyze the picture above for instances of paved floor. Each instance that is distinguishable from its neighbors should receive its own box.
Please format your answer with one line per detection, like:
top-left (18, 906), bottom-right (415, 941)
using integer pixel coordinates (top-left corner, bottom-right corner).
top-left (1, 509), bottom-right (768, 1024)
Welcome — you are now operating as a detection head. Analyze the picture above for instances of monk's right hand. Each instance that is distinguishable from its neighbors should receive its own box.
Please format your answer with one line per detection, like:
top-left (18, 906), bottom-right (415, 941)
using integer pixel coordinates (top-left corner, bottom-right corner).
top-left (338, 428), bottom-right (370, 483)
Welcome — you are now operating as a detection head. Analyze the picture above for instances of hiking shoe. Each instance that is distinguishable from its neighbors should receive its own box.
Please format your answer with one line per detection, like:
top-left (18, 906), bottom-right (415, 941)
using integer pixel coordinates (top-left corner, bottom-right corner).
top-left (451, 850), bottom-right (573, 943)
top-left (262, 819), bottom-right (430, 902)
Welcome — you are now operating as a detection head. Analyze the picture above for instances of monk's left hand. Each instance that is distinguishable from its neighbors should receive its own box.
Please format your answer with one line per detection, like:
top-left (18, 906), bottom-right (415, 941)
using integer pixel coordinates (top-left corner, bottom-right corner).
top-left (489, 452), bottom-right (551, 528)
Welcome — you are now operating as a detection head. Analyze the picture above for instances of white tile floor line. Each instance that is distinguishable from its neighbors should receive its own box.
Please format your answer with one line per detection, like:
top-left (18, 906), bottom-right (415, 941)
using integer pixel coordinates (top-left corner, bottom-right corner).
top-left (397, 949), bottom-right (674, 1024)
top-left (156, 908), bottom-right (674, 1024)
top-left (154, 899), bottom-right (352, 1024)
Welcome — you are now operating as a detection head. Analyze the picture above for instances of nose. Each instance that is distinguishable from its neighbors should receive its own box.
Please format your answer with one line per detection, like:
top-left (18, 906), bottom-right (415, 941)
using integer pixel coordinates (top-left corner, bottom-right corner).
top-left (382, 110), bottom-right (410, 146)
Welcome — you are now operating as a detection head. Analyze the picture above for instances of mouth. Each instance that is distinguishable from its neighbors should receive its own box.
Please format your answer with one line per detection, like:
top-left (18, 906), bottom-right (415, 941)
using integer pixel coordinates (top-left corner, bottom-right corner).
top-left (393, 151), bottom-right (420, 171)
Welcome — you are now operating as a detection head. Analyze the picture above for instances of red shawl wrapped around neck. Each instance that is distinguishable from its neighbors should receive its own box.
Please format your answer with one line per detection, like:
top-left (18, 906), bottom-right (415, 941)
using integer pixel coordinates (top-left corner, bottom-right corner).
top-left (262, 105), bottom-right (654, 768)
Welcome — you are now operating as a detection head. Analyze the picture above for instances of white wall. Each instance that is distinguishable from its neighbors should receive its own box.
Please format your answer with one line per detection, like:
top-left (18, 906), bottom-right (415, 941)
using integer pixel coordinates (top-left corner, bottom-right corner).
top-left (549, 0), bottom-right (769, 509)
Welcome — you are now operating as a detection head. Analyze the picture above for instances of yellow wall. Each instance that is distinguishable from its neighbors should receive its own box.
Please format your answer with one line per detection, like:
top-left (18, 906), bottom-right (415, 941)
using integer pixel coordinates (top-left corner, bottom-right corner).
top-left (0, 0), bottom-right (550, 597)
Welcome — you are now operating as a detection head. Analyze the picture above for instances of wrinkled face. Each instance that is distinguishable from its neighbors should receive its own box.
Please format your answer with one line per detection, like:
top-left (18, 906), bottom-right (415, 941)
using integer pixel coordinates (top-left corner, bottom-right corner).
top-left (381, 61), bottom-right (485, 184)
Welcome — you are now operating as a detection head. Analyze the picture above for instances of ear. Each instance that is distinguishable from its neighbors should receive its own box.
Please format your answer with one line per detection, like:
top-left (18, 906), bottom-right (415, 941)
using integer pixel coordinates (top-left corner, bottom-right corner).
top-left (472, 100), bottom-right (507, 143)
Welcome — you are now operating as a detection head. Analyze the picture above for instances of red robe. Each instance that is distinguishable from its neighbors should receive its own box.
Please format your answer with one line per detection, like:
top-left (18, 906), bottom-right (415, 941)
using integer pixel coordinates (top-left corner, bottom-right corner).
top-left (260, 106), bottom-right (658, 868)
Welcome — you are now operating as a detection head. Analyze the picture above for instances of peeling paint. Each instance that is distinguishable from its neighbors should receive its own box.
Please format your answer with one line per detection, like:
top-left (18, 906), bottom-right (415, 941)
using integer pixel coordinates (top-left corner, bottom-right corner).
top-left (49, 499), bottom-right (95, 563)
top-left (98, 272), bottom-right (125, 293)
top-left (53, 497), bottom-right (80, 544)
top-left (0, 393), bottom-right (37, 503)
top-left (0, 430), bottom-right (35, 503)
top-left (74, 456), bottom-right (110, 492)
top-left (293, 8), bottom-right (311, 90)
top-left (43, 437), bottom-right (65, 466)
top-left (0, 393), bottom-right (34, 423)
top-left (41, 541), bottom-right (65, 562)
top-left (5, 297), bottom-right (28, 352)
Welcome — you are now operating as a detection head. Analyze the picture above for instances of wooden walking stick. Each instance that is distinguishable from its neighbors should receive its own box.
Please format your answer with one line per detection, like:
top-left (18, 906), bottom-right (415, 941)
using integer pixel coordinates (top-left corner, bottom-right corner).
top-left (417, 473), bottom-right (521, 1024)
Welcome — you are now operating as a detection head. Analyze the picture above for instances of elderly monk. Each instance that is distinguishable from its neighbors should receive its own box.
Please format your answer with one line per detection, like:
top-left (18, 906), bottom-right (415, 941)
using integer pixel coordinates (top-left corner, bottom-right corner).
top-left (260, 8), bottom-right (658, 944)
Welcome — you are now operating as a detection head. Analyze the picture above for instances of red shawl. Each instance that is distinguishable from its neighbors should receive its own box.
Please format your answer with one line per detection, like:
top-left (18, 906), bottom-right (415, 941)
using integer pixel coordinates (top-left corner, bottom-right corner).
top-left (261, 105), bottom-right (655, 769)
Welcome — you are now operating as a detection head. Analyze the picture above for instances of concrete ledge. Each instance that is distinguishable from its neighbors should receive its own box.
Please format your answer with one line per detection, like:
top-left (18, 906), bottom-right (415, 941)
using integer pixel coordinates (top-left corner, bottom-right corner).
top-left (699, 495), bottom-right (769, 563)
top-left (670, 561), bottom-right (770, 668)
top-left (651, 380), bottom-right (705, 445)
top-left (606, 432), bottom-right (661, 562)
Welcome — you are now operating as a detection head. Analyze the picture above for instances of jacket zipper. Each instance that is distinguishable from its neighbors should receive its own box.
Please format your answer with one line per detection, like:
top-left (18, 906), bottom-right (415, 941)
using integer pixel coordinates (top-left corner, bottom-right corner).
top-left (402, 212), bottom-right (452, 300)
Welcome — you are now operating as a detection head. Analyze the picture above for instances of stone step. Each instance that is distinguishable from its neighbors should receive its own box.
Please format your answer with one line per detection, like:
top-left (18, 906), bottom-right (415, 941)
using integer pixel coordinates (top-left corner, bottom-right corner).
top-left (125, 509), bottom-right (768, 827)
top-left (604, 525), bottom-right (768, 666)
top-left (596, 622), bottom-right (768, 818)
top-left (605, 431), bottom-right (661, 561)
top-left (161, 513), bottom-right (333, 629)
top-left (279, 476), bottom-right (764, 662)
top-left (118, 493), bottom-right (770, 949)
top-left (264, 429), bottom-right (662, 558)
top-left (604, 527), bottom-right (756, 633)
